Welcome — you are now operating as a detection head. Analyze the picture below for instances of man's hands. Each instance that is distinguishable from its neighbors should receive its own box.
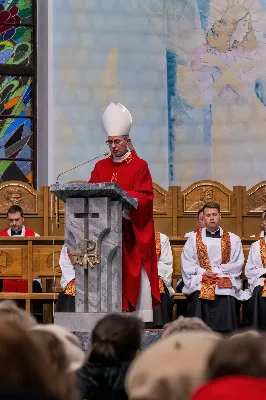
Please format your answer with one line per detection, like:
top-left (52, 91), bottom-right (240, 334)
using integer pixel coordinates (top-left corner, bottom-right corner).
top-left (203, 270), bottom-right (218, 279)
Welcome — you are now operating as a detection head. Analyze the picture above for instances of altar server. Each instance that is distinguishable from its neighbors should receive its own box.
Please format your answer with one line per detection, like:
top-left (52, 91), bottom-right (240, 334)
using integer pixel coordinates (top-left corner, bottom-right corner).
top-left (184, 208), bottom-right (206, 238)
top-left (181, 202), bottom-right (246, 332)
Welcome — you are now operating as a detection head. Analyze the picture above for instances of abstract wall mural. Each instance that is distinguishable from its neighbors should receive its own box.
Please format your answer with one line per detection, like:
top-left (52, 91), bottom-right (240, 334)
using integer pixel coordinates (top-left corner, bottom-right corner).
top-left (138, 0), bottom-right (266, 189)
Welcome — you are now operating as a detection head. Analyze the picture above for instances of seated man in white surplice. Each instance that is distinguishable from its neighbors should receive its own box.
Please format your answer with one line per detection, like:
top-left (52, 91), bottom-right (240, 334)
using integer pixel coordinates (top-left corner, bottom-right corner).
top-left (181, 202), bottom-right (247, 332)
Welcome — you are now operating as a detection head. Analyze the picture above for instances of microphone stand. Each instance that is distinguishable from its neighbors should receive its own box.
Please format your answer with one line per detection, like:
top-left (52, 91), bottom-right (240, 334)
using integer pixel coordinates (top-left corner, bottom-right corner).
top-left (55, 152), bottom-right (109, 184)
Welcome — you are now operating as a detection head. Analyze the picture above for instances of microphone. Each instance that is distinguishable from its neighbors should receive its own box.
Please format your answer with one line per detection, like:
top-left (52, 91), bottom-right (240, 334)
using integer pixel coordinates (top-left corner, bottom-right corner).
top-left (56, 152), bottom-right (109, 183)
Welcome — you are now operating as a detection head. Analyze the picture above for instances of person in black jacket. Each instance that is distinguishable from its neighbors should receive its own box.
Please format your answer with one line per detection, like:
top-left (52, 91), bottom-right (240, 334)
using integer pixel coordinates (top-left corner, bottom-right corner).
top-left (78, 314), bottom-right (143, 400)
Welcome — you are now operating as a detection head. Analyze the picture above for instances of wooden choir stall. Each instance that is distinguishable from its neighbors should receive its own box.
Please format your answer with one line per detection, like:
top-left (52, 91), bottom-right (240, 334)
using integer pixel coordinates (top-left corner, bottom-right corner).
top-left (0, 179), bottom-right (265, 322)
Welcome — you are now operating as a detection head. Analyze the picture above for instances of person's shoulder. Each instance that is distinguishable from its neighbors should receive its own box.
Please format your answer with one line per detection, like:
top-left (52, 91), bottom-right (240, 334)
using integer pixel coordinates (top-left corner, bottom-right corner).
top-left (133, 153), bottom-right (148, 168)
top-left (228, 232), bottom-right (241, 241)
top-left (159, 232), bottom-right (169, 243)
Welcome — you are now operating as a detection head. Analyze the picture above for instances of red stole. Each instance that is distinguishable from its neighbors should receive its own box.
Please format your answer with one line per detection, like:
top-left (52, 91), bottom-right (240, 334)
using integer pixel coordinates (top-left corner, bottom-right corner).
top-left (0, 226), bottom-right (36, 292)
top-left (89, 150), bottom-right (160, 311)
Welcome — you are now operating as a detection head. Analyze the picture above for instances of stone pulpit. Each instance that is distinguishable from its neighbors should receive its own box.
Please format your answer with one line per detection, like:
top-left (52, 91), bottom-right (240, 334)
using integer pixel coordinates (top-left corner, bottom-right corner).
top-left (50, 182), bottom-right (138, 333)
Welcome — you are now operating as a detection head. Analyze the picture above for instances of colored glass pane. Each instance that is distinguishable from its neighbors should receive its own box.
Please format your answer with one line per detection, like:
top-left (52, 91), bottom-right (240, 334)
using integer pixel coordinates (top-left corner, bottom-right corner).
top-left (0, 26), bottom-right (32, 65)
top-left (0, 117), bottom-right (33, 159)
top-left (0, 75), bottom-right (32, 117)
top-left (0, 0), bottom-right (32, 25)
top-left (0, 159), bottom-right (32, 183)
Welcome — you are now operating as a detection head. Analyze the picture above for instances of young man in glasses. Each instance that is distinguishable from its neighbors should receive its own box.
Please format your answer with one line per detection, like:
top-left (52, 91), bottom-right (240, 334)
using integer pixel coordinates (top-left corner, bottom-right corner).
top-left (88, 102), bottom-right (160, 323)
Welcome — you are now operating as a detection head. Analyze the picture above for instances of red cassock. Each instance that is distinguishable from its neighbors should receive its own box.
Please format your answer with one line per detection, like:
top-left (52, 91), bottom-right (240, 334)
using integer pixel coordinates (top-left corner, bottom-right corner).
top-left (89, 150), bottom-right (160, 311)
top-left (0, 227), bottom-right (36, 292)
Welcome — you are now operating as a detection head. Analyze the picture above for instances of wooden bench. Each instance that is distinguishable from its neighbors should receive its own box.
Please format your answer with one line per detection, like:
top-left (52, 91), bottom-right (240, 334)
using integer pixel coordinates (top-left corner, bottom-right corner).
top-left (0, 237), bottom-right (63, 319)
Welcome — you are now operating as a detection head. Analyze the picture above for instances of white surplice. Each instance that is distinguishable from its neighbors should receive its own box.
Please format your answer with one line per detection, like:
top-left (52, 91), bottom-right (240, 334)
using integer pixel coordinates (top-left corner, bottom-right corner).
top-left (245, 239), bottom-right (266, 295)
top-left (181, 227), bottom-right (248, 300)
top-left (157, 233), bottom-right (174, 296)
top-left (59, 245), bottom-right (75, 290)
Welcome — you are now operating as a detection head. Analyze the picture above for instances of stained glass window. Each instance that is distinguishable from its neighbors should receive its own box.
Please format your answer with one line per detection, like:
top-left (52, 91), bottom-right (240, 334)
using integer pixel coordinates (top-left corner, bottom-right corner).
top-left (0, 0), bottom-right (35, 185)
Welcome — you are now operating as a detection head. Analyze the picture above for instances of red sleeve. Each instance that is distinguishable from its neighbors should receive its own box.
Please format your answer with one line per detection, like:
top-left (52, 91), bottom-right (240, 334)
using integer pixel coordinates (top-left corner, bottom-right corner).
top-left (88, 164), bottom-right (98, 183)
top-left (127, 162), bottom-right (155, 258)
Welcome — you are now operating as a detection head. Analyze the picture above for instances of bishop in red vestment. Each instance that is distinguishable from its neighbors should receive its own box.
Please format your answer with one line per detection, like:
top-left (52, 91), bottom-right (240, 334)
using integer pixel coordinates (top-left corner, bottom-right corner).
top-left (89, 102), bottom-right (160, 318)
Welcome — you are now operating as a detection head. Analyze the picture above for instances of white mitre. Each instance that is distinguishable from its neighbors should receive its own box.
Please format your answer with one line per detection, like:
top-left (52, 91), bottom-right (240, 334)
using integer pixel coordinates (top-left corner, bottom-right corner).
top-left (102, 102), bottom-right (132, 137)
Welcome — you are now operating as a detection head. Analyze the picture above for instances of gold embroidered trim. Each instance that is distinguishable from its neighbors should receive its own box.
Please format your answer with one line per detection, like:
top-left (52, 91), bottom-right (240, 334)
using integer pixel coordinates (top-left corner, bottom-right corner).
top-left (259, 239), bottom-right (266, 297)
top-left (159, 277), bottom-right (165, 294)
top-left (155, 231), bottom-right (161, 260)
top-left (196, 230), bottom-right (232, 300)
top-left (65, 279), bottom-right (75, 296)
top-left (111, 172), bottom-right (118, 182)
top-left (199, 276), bottom-right (216, 300)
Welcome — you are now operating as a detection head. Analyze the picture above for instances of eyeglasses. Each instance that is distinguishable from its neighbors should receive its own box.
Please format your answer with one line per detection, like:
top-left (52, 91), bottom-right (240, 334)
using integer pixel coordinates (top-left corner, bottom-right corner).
top-left (106, 139), bottom-right (125, 146)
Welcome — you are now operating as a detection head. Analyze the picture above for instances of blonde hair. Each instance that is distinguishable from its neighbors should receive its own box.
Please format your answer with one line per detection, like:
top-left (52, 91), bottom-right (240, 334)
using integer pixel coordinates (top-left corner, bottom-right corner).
top-left (207, 6), bottom-right (257, 52)
top-left (0, 300), bottom-right (37, 330)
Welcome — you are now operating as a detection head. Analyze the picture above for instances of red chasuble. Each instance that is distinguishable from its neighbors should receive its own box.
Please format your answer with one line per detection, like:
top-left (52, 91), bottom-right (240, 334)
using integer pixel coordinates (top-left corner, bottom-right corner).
top-left (89, 150), bottom-right (160, 311)
top-left (0, 226), bottom-right (36, 292)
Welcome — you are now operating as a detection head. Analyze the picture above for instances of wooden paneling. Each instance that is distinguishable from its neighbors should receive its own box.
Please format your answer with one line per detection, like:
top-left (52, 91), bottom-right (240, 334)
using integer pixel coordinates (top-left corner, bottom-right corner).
top-left (0, 179), bottom-right (265, 238)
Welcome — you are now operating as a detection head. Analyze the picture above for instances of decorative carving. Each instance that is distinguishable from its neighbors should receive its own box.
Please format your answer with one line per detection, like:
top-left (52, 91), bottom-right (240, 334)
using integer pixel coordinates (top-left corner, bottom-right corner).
top-left (247, 182), bottom-right (266, 213)
top-left (0, 182), bottom-right (38, 213)
top-left (0, 251), bottom-right (12, 273)
top-left (72, 239), bottom-right (100, 270)
top-left (183, 181), bottom-right (231, 213)
top-left (153, 183), bottom-right (167, 214)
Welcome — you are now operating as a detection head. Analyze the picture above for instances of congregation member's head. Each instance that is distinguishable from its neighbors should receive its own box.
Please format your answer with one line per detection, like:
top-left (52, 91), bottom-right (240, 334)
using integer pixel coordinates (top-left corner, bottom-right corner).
top-left (0, 300), bottom-right (37, 330)
top-left (103, 102), bottom-right (133, 158)
top-left (90, 313), bottom-right (142, 363)
top-left (261, 210), bottom-right (266, 232)
top-left (202, 202), bottom-right (221, 232)
top-left (7, 205), bottom-right (24, 233)
top-left (163, 316), bottom-right (212, 338)
top-left (0, 317), bottom-right (59, 399)
top-left (31, 324), bottom-right (85, 400)
top-left (197, 208), bottom-right (206, 229)
top-left (78, 314), bottom-right (143, 400)
top-left (206, 333), bottom-right (266, 381)
top-left (126, 331), bottom-right (221, 400)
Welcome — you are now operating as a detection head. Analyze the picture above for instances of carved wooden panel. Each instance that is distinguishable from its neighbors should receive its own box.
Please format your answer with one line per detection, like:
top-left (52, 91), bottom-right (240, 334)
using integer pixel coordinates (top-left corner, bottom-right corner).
top-left (33, 246), bottom-right (62, 277)
top-left (172, 246), bottom-right (183, 277)
top-left (247, 182), bottom-right (266, 213)
top-left (182, 181), bottom-right (232, 213)
top-left (0, 248), bottom-right (24, 277)
top-left (0, 182), bottom-right (38, 214)
top-left (153, 183), bottom-right (168, 214)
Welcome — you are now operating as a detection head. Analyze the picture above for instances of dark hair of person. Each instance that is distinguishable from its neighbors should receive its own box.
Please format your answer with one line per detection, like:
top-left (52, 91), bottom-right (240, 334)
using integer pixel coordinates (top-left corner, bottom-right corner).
top-left (0, 318), bottom-right (58, 397)
top-left (202, 202), bottom-right (220, 214)
top-left (89, 314), bottom-right (143, 363)
top-left (197, 207), bottom-right (204, 217)
top-left (7, 205), bottom-right (24, 218)
top-left (207, 334), bottom-right (266, 380)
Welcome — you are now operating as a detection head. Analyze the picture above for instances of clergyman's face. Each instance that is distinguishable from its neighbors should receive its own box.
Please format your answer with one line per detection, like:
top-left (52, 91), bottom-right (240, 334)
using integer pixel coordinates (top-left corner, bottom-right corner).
top-left (107, 136), bottom-right (129, 157)
top-left (203, 207), bottom-right (220, 232)
top-left (198, 211), bottom-right (206, 229)
top-left (7, 211), bottom-right (24, 232)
